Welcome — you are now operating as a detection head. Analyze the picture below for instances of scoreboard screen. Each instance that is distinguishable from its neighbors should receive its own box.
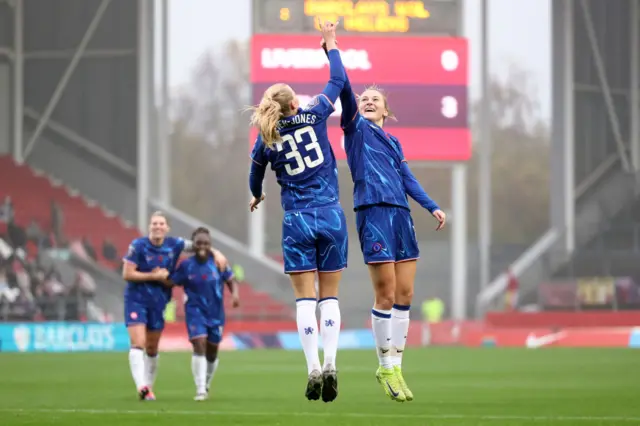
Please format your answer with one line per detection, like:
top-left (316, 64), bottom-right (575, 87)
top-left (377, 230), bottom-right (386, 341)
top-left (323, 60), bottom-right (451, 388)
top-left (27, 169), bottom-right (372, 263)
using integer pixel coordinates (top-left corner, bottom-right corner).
top-left (252, 0), bottom-right (461, 36)
top-left (250, 34), bottom-right (471, 161)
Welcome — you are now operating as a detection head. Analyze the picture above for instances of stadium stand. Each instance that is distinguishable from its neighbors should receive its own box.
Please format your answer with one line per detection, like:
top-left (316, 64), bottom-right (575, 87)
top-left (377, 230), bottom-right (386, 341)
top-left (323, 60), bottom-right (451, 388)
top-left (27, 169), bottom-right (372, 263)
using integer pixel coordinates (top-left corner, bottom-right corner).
top-left (0, 155), bottom-right (293, 322)
top-left (512, 195), bottom-right (640, 310)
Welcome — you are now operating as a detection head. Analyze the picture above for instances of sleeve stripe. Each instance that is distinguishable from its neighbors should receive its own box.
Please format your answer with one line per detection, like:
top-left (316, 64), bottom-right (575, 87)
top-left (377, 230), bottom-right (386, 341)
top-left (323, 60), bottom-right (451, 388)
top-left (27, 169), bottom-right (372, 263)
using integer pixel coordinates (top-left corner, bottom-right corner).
top-left (342, 111), bottom-right (358, 129)
top-left (319, 93), bottom-right (334, 108)
top-left (249, 156), bottom-right (263, 166)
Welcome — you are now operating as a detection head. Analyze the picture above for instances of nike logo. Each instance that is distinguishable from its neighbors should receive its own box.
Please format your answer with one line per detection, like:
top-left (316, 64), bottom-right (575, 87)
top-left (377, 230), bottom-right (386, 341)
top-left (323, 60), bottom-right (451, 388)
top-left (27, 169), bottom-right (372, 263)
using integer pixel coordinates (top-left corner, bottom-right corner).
top-left (386, 381), bottom-right (399, 398)
top-left (380, 348), bottom-right (389, 354)
top-left (396, 349), bottom-right (403, 353)
top-left (386, 338), bottom-right (391, 341)
top-left (525, 331), bottom-right (566, 349)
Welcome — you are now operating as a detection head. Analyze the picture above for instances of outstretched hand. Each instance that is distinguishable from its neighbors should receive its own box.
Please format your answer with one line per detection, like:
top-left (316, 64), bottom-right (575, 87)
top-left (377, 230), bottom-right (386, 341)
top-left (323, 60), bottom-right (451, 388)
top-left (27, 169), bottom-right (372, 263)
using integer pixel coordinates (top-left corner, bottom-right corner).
top-left (317, 18), bottom-right (339, 50)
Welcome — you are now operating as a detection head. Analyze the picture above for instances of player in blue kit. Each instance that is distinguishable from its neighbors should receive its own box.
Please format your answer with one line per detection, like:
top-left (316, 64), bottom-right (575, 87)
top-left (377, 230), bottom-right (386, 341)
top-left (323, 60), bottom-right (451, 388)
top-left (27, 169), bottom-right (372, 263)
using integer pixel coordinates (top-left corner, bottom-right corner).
top-left (168, 227), bottom-right (239, 401)
top-left (325, 41), bottom-right (447, 402)
top-left (247, 21), bottom-right (345, 403)
top-left (122, 211), bottom-right (228, 401)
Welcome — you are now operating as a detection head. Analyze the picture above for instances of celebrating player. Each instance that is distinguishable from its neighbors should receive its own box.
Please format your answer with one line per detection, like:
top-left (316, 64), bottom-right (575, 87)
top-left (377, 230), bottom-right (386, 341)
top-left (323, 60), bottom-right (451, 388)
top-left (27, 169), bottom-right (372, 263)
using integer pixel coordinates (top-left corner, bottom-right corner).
top-left (247, 20), bottom-right (346, 402)
top-left (122, 211), bottom-right (228, 401)
top-left (167, 226), bottom-right (239, 401)
top-left (326, 41), bottom-right (446, 402)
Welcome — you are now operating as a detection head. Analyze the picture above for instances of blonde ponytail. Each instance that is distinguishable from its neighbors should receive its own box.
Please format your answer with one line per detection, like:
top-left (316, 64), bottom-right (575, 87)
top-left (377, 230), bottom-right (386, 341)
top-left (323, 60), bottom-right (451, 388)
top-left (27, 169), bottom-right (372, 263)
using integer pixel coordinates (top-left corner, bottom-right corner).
top-left (248, 83), bottom-right (296, 149)
top-left (250, 97), bottom-right (283, 148)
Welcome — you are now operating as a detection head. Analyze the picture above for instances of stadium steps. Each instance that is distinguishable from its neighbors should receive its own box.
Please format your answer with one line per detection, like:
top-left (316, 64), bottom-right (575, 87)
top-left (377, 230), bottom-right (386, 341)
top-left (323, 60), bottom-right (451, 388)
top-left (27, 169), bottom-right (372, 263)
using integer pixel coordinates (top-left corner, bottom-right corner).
top-left (0, 156), bottom-right (294, 321)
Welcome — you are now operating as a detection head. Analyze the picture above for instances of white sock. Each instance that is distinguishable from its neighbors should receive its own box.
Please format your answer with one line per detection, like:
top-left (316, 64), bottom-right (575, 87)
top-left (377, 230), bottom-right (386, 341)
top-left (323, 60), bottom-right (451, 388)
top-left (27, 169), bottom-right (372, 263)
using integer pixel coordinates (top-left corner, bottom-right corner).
top-left (145, 353), bottom-right (159, 388)
top-left (128, 348), bottom-right (146, 390)
top-left (296, 298), bottom-right (321, 374)
top-left (371, 308), bottom-right (393, 369)
top-left (319, 297), bottom-right (341, 369)
top-left (206, 358), bottom-right (219, 388)
top-left (191, 354), bottom-right (207, 394)
top-left (391, 304), bottom-right (411, 368)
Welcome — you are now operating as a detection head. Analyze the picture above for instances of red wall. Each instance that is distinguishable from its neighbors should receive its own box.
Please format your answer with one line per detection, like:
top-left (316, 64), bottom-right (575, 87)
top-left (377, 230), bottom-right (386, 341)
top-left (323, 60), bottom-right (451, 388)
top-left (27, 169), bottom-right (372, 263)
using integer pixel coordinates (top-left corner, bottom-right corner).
top-left (486, 311), bottom-right (640, 328)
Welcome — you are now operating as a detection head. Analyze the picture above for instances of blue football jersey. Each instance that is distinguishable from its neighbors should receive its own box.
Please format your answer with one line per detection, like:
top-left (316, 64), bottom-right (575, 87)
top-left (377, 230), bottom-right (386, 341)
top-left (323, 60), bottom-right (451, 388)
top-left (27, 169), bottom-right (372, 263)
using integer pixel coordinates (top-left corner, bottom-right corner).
top-left (170, 255), bottom-right (234, 325)
top-left (343, 114), bottom-right (410, 210)
top-left (123, 236), bottom-right (186, 305)
top-left (250, 95), bottom-right (340, 211)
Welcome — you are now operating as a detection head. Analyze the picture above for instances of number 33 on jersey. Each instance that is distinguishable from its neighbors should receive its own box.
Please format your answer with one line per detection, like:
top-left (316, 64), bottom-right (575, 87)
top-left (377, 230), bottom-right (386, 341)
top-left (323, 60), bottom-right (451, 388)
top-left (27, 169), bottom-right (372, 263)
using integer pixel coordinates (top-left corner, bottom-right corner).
top-left (250, 94), bottom-right (341, 211)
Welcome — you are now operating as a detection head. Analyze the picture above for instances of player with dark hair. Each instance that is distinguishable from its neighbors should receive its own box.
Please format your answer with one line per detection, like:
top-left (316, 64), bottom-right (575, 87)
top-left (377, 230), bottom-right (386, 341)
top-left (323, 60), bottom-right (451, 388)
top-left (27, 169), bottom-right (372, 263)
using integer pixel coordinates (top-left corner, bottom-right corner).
top-left (122, 211), bottom-right (228, 401)
top-left (167, 226), bottom-right (239, 401)
top-left (247, 20), bottom-right (346, 402)
top-left (322, 41), bottom-right (447, 402)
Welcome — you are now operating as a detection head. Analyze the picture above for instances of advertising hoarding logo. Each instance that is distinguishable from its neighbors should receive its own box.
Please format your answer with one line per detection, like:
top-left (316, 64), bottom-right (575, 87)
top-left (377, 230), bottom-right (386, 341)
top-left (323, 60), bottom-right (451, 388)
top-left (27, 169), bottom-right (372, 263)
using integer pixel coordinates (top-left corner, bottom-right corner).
top-left (13, 325), bottom-right (30, 352)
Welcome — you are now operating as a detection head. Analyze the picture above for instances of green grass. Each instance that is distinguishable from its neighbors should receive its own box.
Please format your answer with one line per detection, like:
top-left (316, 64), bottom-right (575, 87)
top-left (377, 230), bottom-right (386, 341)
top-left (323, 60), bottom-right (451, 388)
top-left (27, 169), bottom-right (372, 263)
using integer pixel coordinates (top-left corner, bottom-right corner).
top-left (0, 348), bottom-right (638, 425)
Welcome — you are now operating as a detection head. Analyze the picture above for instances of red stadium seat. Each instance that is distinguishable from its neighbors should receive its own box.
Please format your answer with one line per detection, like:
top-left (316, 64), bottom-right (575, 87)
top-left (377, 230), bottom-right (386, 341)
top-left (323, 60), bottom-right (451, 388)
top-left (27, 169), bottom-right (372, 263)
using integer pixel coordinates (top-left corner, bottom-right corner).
top-left (0, 155), bottom-right (293, 321)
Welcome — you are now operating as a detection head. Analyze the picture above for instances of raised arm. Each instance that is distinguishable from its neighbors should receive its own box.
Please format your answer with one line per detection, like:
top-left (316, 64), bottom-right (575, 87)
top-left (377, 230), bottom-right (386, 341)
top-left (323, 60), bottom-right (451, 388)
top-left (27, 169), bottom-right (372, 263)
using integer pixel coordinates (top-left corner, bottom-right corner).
top-left (322, 42), bottom-right (358, 129)
top-left (317, 21), bottom-right (346, 106)
top-left (320, 48), bottom-right (347, 104)
top-left (176, 239), bottom-right (229, 270)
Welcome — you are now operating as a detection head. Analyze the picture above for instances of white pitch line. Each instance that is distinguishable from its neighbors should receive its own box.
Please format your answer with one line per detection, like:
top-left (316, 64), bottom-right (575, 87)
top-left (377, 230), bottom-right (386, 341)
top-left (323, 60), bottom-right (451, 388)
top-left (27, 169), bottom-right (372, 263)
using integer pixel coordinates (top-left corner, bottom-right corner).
top-left (1, 408), bottom-right (639, 422)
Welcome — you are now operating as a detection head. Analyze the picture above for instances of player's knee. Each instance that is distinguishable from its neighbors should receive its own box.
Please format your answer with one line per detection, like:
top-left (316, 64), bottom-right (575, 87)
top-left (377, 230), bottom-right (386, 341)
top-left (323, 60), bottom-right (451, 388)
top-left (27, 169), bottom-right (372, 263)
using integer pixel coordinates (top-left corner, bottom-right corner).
top-left (374, 288), bottom-right (395, 310)
top-left (145, 340), bottom-right (160, 357)
top-left (192, 339), bottom-right (206, 355)
top-left (395, 284), bottom-right (414, 303)
top-left (130, 335), bottom-right (145, 348)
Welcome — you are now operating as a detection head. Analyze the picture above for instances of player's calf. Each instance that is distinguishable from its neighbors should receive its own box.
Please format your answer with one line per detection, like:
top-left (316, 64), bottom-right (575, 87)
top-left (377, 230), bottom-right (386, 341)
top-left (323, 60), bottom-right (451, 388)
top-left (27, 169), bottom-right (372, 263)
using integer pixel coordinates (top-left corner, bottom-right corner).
top-left (205, 342), bottom-right (220, 394)
top-left (191, 337), bottom-right (208, 399)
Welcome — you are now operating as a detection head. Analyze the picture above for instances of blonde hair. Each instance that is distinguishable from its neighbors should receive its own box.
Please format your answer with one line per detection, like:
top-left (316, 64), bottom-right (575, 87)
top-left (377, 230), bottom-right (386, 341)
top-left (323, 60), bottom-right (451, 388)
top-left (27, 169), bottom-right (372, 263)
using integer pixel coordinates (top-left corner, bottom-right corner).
top-left (359, 84), bottom-right (397, 123)
top-left (249, 83), bottom-right (295, 148)
top-left (149, 210), bottom-right (169, 226)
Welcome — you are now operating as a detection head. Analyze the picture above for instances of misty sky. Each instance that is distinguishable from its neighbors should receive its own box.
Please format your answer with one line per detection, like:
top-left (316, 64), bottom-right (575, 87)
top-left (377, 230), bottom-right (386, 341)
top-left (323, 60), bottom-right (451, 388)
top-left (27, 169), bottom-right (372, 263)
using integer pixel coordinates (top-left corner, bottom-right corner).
top-left (167, 0), bottom-right (551, 120)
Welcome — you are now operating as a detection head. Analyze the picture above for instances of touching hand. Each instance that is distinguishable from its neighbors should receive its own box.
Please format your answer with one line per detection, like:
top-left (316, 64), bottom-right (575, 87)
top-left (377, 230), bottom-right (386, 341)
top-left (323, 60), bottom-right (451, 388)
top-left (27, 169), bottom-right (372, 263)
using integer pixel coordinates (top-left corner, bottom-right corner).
top-left (317, 18), bottom-right (339, 50)
top-left (212, 249), bottom-right (228, 270)
top-left (151, 268), bottom-right (170, 280)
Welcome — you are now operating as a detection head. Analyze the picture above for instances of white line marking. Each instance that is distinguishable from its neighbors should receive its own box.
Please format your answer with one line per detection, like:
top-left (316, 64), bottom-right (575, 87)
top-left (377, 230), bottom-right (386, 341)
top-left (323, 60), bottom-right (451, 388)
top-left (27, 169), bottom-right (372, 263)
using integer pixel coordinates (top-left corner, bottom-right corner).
top-left (1, 408), bottom-right (639, 422)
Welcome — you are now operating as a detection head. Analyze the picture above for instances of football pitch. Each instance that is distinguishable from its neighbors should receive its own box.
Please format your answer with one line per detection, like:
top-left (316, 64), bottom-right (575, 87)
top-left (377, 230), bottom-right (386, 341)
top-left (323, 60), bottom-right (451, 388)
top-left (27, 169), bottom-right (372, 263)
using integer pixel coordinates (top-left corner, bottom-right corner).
top-left (0, 348), bottom-right (637, 425)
